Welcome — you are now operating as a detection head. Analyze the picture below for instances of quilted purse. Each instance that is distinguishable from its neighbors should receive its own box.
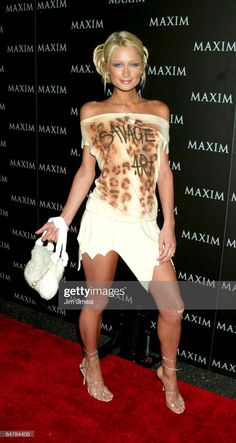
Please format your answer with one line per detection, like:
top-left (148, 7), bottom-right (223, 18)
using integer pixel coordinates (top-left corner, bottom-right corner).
top-left (24, 217), bottom-right (69, 300)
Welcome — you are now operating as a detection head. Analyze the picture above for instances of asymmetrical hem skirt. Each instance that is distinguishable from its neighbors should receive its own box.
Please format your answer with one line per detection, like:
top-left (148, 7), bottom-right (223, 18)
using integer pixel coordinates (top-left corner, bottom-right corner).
top-left (77, 207), bottom-right (163, 292)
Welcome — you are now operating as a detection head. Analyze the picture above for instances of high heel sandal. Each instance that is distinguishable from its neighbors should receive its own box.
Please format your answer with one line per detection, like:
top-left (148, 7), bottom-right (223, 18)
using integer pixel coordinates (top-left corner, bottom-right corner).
top-left (156, 355), bottom-right (185, 414)
top-left (79, 349), bottom-right (113, 402)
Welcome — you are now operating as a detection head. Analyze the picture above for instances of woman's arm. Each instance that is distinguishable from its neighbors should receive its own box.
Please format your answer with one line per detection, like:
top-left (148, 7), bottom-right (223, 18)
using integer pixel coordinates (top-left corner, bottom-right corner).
top-left (60, 147), bottom-right (96, 225)
top-left (35, 146), bottom-right (96, 241)
top-left (157, 152), bottom-right (176, 264)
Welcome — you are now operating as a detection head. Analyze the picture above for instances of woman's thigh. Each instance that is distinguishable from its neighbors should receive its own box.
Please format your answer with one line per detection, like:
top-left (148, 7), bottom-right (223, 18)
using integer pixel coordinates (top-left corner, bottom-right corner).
top-left (149, 260), bottom-right (184, 313)
top-left (81, 251), bottom-right (120, 311)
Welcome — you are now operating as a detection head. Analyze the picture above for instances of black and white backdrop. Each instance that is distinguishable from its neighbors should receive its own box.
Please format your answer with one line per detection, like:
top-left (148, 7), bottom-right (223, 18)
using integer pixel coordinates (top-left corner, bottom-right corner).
top-left (0, 0), bottom-right (236, 378)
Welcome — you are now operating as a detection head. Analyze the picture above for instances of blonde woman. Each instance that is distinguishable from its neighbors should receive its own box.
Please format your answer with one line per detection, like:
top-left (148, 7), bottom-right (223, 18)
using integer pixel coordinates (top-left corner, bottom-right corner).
top-left (36, 31), bottom-right (185, 413)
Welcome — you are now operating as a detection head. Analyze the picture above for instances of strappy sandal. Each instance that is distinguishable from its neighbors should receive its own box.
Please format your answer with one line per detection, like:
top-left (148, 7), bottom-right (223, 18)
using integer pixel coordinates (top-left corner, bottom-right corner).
top-left (156, 355), bottom-right (185, 414)
top-left (79, 349), bottom-right (113, 402)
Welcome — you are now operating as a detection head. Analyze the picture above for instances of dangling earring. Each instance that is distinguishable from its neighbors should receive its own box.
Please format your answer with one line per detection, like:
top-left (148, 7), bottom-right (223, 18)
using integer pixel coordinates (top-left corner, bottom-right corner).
top-left (137, 73), bottom-right (144, 96)
top-left (104, 72), bottom-right (110, 95)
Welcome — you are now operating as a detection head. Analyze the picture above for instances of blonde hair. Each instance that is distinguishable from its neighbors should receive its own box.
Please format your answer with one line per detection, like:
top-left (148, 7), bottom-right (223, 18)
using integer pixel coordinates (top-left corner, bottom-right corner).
top-left (93, 31), bottom-right (149, 91)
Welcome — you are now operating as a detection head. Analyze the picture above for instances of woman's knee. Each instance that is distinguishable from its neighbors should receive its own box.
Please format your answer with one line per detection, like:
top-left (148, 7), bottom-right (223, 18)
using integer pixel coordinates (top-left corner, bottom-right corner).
top-left (159, 305), bottom-right (184, 322)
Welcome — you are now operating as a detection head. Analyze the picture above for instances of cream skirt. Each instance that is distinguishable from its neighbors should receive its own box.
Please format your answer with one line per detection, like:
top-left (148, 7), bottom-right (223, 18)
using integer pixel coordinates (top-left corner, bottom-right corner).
top-left (77, 208), bottom-right (162, 291)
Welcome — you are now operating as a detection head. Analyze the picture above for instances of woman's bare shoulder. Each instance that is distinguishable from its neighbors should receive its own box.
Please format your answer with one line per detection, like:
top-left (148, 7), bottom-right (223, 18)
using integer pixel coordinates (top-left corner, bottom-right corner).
top-left (146, 99), bottom-right (170, 121)
top-left (80, 101), bottom-right (99, 120)
top-left (80, 101), bottom-right (107, 120)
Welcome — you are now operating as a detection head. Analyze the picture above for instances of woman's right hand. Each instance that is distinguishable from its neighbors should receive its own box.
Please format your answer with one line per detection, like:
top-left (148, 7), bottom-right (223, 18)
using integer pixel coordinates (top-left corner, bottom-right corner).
top-left (35, 221), bottom-right (59, 243)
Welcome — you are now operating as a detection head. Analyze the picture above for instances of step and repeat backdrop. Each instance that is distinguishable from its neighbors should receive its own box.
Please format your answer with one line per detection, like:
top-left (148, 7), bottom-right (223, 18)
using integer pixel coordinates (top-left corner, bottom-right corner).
top-left (1, 0), bottom-right (236, 378)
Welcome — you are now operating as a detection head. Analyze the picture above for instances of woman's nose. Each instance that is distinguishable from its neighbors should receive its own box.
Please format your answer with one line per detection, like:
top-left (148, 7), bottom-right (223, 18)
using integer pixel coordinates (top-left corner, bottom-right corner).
top-left (122, 65), bottom-right (130, 77)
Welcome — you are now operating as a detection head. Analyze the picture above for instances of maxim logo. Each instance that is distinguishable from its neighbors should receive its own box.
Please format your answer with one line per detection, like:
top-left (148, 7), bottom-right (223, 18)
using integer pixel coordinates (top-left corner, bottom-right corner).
top-left (101, 323), bottom-right (113, 332)
top-left (8, 84), bottom-right (34, 93)
top-left (0, 175), bottom-right (7, 183)
top-left (185, 186), bottom-right (224, 201)
top-left (70, 147), bottom-right (81, 157)
top-left (10, 159), bottom-right (35, 169)
top-left (178, 271), bottom-right (216, 288)
top-left (69, 225), bottom-right (78, 234)
top-left (71, 107), bottom-right (79, 116)
top-left (44, 303), bottom-right (66, 316)
top-left (9, 122), bottom-right (67, 134)
top-left (0, 103), bottom-right (6, 111)
top-left (37, 0), bottom-right (67, 10)
top-left (226, 238), bottom-right (236, 248)
top-left (194, 41), bottom-right (236, 52)
top-left (7, 44), bottom-right (34, 53)
top-left (0, 65), bottom-right (4, 72)
top-left (183, 313), bottom-right (211, 328)
top-left (0, 241), bottom-right (10, 250)
top-left (13, 261), bottom-right (25, 270)
top-left (11, 195), bottom-right (36, 206)
top-left (178, 349), bottom-right (207, 365)
top-left (173, 206), bottom-right (178, 216)
top-left (38, 125), bottom-right (66, 135)
top-left (217, 321), bottom-right (236, 334)
top-left (0, 208), bottom-right (8, 217)
top-left (6, 2), bottom-right (33, 12)
top-left (71, 64), bottom-right (93, 74)
top-left (211, 359), bottom-right (235, 373)
top-left (10, 159), bottom-right (67, 173)
top-left (181, 229), bottom-right (220, 246)
top-left (8, 84), bottom-right (67, 94)
top-left (38, 84), bottom-right (67, 94)
top-left (38, 42), bottom-right (67, 52)
top-left (14, 292), bottom-right (37, 306)
top-left (6, 1), bottom-right (67, 13)
top-left (169, 161), bottom-right (181, 171)
top-left (12, 195), bottom-right (64, 211)
top-left (39, 200), bottom-right (63, 211)
top-left (187, 140), bottom-right (229, 154)
top-left (39, 163), bottom-right (67, 174)
top-left (9, 122), bottom-right (35, 132)
top-left (148, 65), bottom-right (186, 76)
top-left (12, 229), bottom-right (36, 240)
top-left (221, 281), bottom-right (236, 292)
top-left (0, 272), bottom-right (11, 281)
top-left (231, 192), bottom-right (236, 202)
top-left (191, 91), bottom-right (233, 104)
top-left (150, 16), bottom-right (189, 27)
top-left (71, 19), bottom-right (104, 30)
top-left (7, 42), bottom-right (67, 53)
top-left (0, 140), bottom-right (7, 147)
top-left (170, 114), bottom-right (184, 125)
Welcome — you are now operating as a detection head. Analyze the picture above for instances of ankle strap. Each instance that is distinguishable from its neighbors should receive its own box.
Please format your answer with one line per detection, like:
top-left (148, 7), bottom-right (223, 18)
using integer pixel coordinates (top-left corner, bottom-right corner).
top-left (84, 349), bottom-right (99, 358)
top-left (162, 355), bottom-right (179, 371)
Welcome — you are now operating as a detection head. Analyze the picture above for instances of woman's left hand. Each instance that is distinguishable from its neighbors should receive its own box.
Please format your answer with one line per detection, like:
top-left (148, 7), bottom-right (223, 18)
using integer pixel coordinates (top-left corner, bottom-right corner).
top-left (158, 225), bottom-right (176, 264)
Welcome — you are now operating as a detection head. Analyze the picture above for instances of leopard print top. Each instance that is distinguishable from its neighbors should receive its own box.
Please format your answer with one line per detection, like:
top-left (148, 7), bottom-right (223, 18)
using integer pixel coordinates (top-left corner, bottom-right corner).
top-left (80, 113), bottom-right (169, 221)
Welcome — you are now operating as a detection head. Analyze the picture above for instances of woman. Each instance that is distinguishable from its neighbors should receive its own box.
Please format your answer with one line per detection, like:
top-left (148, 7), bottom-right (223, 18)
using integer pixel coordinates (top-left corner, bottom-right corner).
top-left (36, 31), bottom-right (185, 413)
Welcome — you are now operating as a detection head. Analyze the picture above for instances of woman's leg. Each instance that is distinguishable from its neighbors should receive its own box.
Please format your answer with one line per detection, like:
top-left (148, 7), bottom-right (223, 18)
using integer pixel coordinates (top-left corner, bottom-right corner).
top-left (149, 261), bottom-right (185, 413)
top-left (79, 251), bottom-right (119, 402)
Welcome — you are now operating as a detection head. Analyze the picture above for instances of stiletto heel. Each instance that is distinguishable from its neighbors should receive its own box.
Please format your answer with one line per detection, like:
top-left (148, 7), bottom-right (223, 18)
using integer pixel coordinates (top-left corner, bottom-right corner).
top-left (156, 355), bottom-right (185, 414)
top-left (79, 349), bottom-right (113, 402)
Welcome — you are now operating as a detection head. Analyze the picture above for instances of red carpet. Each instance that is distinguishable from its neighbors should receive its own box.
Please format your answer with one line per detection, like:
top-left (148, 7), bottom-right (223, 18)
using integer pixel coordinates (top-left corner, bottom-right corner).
top-left (0, 314), bottom-right (236, 443)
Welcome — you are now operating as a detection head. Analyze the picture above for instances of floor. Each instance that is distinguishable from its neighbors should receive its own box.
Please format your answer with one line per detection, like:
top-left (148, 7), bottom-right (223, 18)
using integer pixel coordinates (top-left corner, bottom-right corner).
top-left (1, 295), bottom-right (236, 401)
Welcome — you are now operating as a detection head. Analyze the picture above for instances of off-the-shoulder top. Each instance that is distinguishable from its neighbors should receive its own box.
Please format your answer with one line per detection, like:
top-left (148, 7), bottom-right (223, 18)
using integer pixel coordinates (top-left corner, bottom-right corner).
top-left (80, 113), bottom-right (170, 221)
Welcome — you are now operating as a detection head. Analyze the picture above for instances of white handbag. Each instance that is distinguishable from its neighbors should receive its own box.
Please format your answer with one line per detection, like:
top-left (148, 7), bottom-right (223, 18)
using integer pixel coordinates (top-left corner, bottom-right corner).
top-left (24, 217), bottom-right (69, 300)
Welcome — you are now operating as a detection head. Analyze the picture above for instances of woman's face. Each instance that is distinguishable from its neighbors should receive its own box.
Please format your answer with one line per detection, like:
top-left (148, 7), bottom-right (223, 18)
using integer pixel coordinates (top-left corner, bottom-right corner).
top-left (108, 46), bottom-right (143, 91)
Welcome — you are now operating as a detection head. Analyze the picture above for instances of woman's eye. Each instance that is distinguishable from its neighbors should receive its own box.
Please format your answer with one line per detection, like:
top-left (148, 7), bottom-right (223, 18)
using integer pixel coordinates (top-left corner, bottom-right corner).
top-left (113, 63), bottom-right (123, 67)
